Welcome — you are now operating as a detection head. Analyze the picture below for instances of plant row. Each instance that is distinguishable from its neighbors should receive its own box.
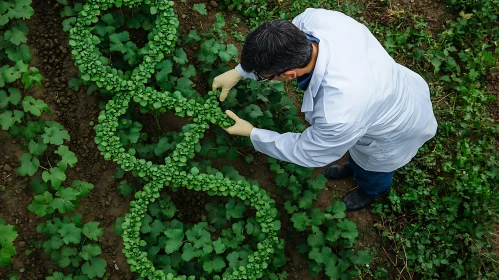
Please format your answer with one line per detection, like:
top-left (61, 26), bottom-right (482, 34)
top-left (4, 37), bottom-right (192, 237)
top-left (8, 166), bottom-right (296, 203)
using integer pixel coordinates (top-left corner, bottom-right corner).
top-left (65, 0), bottom-right (288, 279)
top-left (1, 1), bottom-right (109, 279)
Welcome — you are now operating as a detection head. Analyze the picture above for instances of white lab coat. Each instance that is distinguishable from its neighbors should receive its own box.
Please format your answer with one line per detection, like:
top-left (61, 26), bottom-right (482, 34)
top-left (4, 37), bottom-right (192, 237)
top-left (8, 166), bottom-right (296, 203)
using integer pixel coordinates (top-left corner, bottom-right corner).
top-left (235, 8), bottom-right (437, 172)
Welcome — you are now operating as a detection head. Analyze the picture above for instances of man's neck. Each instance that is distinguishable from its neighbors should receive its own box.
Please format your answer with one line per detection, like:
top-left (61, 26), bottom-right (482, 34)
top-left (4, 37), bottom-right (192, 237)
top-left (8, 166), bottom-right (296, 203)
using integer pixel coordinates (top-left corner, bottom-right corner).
top-left (300, 42), bottom-right (319, 76)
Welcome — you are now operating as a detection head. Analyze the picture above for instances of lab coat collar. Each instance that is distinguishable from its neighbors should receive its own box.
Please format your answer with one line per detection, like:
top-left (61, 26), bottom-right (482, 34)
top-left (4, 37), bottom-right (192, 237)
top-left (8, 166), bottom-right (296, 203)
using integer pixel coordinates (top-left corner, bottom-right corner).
top-left (300, 31), bottom-right (329, 112)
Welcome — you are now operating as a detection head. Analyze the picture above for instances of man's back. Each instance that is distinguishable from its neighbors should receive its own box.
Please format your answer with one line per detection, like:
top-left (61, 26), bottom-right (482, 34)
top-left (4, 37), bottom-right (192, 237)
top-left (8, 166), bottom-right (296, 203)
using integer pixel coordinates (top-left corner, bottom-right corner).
top-left (293, 8), bottom-right (437, 171)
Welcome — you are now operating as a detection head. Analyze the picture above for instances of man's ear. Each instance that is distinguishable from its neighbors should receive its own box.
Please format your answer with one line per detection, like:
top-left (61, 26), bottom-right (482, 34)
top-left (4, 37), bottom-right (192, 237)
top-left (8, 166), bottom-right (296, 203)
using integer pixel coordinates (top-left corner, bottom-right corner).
top-left (281, 70), bottom-right (297, 80)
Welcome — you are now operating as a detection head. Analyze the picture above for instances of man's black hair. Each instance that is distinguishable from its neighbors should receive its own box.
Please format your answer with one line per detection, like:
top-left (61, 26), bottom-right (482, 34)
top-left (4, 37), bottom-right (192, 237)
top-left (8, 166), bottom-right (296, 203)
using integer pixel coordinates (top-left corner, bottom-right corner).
top-left (240, 19), bottom-right (312, 75)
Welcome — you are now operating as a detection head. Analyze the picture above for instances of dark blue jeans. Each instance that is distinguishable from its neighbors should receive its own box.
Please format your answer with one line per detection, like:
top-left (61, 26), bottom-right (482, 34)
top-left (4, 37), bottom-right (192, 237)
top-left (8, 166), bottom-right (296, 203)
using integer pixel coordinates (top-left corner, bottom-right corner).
top-left (348, 156), bottom-right (393, 198)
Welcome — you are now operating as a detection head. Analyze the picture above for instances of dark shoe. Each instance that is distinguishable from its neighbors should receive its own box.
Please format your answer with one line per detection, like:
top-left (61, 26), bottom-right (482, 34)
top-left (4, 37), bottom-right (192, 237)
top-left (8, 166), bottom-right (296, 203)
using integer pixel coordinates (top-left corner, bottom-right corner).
top-left (342, 188), bottom-right (376, 211)
top-left (324, 162), bottom-right (354, 180)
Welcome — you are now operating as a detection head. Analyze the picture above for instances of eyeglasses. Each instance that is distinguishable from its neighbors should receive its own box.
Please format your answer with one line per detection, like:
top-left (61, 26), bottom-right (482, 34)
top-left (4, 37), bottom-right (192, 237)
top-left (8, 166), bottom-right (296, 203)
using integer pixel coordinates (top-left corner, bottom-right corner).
top-left (254, 71), bottom-right (277, 82)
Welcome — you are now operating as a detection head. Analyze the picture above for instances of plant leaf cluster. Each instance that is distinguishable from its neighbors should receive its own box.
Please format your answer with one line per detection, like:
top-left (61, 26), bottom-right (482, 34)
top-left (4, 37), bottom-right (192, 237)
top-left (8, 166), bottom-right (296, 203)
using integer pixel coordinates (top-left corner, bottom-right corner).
top-left (67, 0), bottom-right (281, 279)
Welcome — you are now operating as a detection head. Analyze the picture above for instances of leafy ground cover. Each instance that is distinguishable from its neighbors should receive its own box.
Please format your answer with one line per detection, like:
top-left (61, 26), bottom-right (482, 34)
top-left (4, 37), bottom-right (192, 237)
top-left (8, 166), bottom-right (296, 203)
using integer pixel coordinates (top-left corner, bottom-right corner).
top-left (0, 0), bottom-right (498, 279)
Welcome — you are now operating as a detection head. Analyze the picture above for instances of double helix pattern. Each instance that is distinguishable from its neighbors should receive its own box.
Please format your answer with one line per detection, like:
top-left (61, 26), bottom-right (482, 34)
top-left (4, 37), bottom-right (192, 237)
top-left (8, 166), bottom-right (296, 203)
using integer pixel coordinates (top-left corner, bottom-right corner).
top-left (69, 0), bottom-right (280, 279)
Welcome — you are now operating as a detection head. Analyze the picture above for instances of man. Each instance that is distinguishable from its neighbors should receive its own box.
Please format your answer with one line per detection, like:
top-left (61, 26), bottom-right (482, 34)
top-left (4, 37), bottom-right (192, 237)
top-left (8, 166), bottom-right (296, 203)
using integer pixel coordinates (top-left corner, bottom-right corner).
top-left (212, 8), bottom-right (437, 211)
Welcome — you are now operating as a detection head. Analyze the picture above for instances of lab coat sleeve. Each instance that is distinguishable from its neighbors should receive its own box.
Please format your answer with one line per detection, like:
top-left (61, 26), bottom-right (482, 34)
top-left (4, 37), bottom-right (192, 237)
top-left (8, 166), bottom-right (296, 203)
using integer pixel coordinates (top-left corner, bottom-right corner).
top-left (235, 64), bottom-right (256, 80)
top-left (250, 122), bottom-right (365, 168)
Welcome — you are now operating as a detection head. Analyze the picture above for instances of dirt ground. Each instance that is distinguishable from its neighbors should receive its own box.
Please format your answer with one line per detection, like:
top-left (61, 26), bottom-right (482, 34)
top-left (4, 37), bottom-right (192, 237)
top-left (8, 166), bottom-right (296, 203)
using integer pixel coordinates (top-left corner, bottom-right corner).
top-left (0, 0), bottom-right (497, 279)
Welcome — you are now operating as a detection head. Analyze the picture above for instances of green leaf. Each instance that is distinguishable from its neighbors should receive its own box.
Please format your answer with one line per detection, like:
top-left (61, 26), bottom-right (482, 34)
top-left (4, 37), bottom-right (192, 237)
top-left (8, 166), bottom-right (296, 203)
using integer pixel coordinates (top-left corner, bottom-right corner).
top-left (350, 250), bottom-right (373, 265)
top-left (311, 174), bottom-right (327, 190)
top-left (192, 3), bottom-right (207, 15)
top-left (307, 229), bottom-right (325, 247)
top-left (214, 13), bottom-right (225, 29)
top-left (0, 88), bottom-right (22, 108)
top-left (52, 187), bottom-right (80, 213)
top-left (290, 212), bottom-right (310, 231)
top-left (337, 220), bottom-right (358, 240)
top-left (82, 222), bottom-right (104, 241)
top-left (117, 180), bottom-right (135, 197)
top-left (28, 139), bottom-right (47, 156)
top-left (80, 244), bottom-right (102, 261)
top-left (18, 152), bottom-right (39, 176)
top-left (62, 17), bottom-right (76, 32)
top-left (109, 31), bottom-right (130, 53)
top-left (309, 208), bottom-right (325, 226)
top-left (187, 30), bottom-right (201, 42)
top-left (283, 201), bottom-right (298, 214)
top-left (182, 64), bottom-right (197, 78)
top-left (0, 111), bottom-right (15, 130)
top-left (325, 226), bottom-right (341, 242)
top-left (225, 198), bottom-right (246, 219)
top-left (430, 57), bottom-right (442, 73)
top-left (30, 177), bottom-right (49, 194)
top-left (22, 67), bottom-right (43, 89)
top-left (150, 219), bottom-right (165, 238)
top-left (226, 44), bottom-right (238, 57)
top-left (42, 126), bottom-right (70, 145)
top-left (181, 242), bottom-right (202, 262)
top-left (46, 272), bottom-right (72, 280)
top-left (42, 167), bottom-right (67, 189)
top-left (164, 228), bottom-right (185, 254)
top-left (298, 190), bottom-right (316, 209)
top-left (324, 257), bottom-right (341, 278)
top-left (213, 238), bottom-right (226, 254)
top-left (0, 219), bottom-right (18, 266)
top-left (173, 48), bottom-right (188, 65)
top-left (186, 222), bottom-right (211, 248)
top-left (203, 256), bottom-right (226, 273)
top-left (81, 257), bottom-right (107, 278)
top-left (55, 145), bottom-right (78, 169)
top-left (155, 60), bottom-right (173, 83)
top-left (22, 96), bottom-right (49, 116)
top-left (61, 245), bottom-right (78, 257)
top-left (245, 104), bottom-right (263, 118)
top-left (58, 223), bottom-right (81, 244)
top-left (72, 180), bottom-right (94, 197)
top-left (308, 246), bottom-right (333, 265)
top-left (28, 192), bottom-right (54, 216)
top-left (4, 26), bottom-right (27, 45)
top-left (325, 201), bottom-right (346, 219)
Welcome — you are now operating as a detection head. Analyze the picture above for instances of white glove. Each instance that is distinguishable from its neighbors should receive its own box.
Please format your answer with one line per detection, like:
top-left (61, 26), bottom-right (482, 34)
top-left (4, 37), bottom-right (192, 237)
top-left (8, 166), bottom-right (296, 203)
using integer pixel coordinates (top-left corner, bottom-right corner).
top-left (223, 110), bottom-right (254, 137)
top-left (212, 68), bottom-right (243, 101)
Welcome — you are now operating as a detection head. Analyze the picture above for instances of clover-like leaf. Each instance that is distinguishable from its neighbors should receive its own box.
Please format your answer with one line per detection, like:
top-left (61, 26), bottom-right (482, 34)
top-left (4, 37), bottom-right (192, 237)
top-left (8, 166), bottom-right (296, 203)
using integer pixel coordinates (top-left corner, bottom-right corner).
top-left (82, 222), bottom-right (104, 241)
top-left (203, 256), bottom-right (225, 273)
top-left (164, 228), bottom-right (184, 254)
top-left (28, 139), bottom-right (47, 156)
top-left (42, 167), bottom-right (67, 189)
top-left (18, 152), bottom-right (39, 176)
top-left (55, 145), bottom-right (78, 169)
top-left (81, 257), bottom-right (107, 278)
top-left (28, 192), bottom-right (54, 216)
top-left (58, 223), bottom-right (81, 245)
top-left (245, 104), bottom-right (263, 118)
top-left (80, 244), bottom-right (102, 261)
top-left (290, 212), bottom-right (310, 231)
top-left (42, 126), bottom-right (70, 145)
top-left (192, 3), bottom-right (207, 15)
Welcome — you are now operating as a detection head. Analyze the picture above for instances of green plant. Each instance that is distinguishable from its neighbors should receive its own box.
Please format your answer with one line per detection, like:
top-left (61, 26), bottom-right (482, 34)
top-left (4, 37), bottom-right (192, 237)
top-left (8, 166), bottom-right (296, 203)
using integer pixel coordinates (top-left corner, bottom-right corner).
top-left (192, 3), bottom-right (207, 15)
top-left (1, 1), bottom-right (106, 277)
top-left (68, 0), bottom-right (280, 278)
top-left (0, 219), bottom-right (18, 267)
top-left (36, 215), bottom-right (106, 279)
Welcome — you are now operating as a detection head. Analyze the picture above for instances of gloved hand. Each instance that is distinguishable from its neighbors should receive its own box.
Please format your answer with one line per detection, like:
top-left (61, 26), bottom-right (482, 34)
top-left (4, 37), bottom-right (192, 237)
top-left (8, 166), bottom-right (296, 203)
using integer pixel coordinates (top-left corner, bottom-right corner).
top-left (223, 110), bottom-right (254, 137)
top-left (212, 68), bottom-right (242, 101)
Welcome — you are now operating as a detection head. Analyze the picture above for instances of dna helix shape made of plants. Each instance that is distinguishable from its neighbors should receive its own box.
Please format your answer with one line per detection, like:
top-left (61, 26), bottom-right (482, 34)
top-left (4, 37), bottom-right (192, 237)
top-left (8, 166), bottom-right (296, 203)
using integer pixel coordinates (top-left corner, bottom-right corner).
top-left (68, 0), bottom-right (280, 279)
